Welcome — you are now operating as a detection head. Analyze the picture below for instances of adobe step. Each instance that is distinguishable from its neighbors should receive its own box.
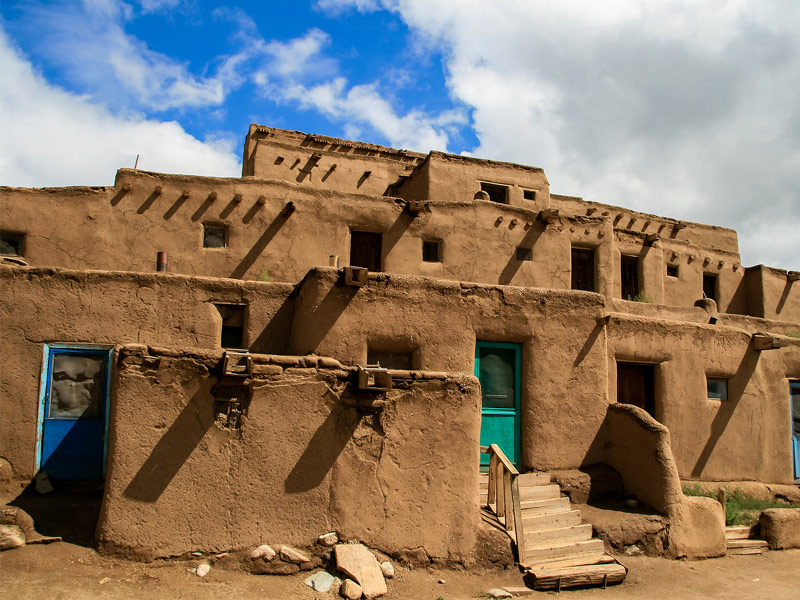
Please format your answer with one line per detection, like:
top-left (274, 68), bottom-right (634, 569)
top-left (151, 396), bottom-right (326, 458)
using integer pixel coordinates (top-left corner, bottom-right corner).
top-left (524, 558), bottom-right (627, 590)
top-left (524, 524), bottom-right (594, 548)
top-left (519, 484), bottom-right (562, 501)
top-left (522, 509), bottom-right (582, 531)
top-left (520, 496), bottom-right (571, 515)
top-left (522, 538), bottom-right (605, 565)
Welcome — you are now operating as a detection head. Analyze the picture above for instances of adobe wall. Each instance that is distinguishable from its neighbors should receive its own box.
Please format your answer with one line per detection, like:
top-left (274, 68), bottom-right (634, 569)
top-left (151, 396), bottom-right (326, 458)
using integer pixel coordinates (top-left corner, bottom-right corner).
top-left (744, 265), bottom-right (800, 322)
top-left (0, 265), bottom-right (293, 480)
top-left (606, 312), bottom-right (800, 483)
top-left (98, 346), bottom-right (481, 562)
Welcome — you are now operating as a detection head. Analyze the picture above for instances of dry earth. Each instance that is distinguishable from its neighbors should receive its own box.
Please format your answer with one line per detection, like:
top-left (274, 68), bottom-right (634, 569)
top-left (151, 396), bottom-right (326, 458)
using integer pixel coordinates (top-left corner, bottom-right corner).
top-left (1, 541), bottom-right (798, 600)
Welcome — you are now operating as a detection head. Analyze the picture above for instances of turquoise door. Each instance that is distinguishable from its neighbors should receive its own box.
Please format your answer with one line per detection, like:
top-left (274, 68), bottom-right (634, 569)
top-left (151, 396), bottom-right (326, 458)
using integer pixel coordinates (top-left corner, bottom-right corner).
top-left (37, 345), bottom-right (113, 481)
top-left (475, 341), bottom-right (521, 468)
top-left (791, 382), bottom-right (800, 480)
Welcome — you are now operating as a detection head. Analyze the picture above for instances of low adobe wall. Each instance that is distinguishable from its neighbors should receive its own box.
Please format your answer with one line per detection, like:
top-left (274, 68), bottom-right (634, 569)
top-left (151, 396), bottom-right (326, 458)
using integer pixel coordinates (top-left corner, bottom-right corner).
top-left (97, 346), bottom-right (481, 562)
top-left (602, 404), bottom-right (726, 559)
top-left (759, 509), bottom-right (800, 550)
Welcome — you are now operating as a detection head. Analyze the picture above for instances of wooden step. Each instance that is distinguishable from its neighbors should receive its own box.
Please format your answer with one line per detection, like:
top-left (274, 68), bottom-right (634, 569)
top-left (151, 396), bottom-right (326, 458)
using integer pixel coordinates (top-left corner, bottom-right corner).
top-left (524, 560), bottom-right (627, 590)
top-left (518, 472), bottom-right (551, 487)
top-left (522, 538), bottom-right (605, 565)
top-left (519, 484), bottom-right (561, 501)
top-left (520, 496), bottom-right (571, 515)
top-left (726, 525), bottom-right (759, 540)
top-left (727, 539), bottom-right (768, 555)
top-left (522, 510), bottom-right (582, 531)
top-left (525, 524), bottom-right (593, 548)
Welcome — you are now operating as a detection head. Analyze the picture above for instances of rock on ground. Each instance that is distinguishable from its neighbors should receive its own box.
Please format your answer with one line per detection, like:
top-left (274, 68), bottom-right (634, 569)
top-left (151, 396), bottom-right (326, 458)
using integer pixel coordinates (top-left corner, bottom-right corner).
top-left (279, 545), bottom-right (310, 563)
top-left (0, 525), bottom-right (25, 550)
top-left (380, 560), bottom-right (394, 579)
top-left (318, 532), bottom-right (339, 546)
top-left (334, 544), bottom-right (387, 598)
top-left (250, 544), bottom-right (276, 560)
top-left (304, 571), bottom-right (335, 592)
top-left (340, 579), bottom-right (363, 600)
top-left (487, 588), bottom-right (512, 598)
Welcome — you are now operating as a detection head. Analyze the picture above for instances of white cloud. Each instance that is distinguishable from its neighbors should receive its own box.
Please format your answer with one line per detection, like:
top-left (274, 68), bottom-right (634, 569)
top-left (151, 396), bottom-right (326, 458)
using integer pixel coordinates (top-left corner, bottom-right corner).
top-left (0, 30), bottom-right (241, 187)
top-left (383, 0), bottom-right (800, 269)
top-left (315, 0), bottom-right (384, 15)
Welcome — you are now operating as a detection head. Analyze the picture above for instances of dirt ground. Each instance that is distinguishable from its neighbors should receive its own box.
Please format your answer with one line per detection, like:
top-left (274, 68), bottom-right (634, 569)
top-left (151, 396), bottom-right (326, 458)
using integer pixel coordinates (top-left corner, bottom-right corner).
top-left (1, 541), bottom-right (799, 600)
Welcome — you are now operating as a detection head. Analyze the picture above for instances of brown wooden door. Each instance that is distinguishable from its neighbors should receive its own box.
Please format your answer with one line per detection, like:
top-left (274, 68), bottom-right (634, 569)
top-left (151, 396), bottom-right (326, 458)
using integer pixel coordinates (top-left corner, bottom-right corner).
top-left (350, 231), bottom-right (382, 271)
top-left (617, 363), bottom-right (655, 418)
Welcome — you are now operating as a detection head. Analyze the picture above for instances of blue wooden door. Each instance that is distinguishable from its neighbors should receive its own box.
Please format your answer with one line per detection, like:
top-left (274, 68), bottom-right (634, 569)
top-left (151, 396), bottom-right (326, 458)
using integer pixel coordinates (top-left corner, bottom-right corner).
top-left (38, 345), bottom-right (113, 481)
top-left (791, 382), bottom-right (800, 480)
top-left (475, 341), bottom-right (521, 468)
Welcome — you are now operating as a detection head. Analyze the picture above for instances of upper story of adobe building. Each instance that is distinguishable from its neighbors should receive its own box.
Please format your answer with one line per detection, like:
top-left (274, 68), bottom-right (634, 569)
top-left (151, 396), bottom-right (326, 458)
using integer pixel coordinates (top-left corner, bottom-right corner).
top-left (1, 123), bottom-right (798, 324)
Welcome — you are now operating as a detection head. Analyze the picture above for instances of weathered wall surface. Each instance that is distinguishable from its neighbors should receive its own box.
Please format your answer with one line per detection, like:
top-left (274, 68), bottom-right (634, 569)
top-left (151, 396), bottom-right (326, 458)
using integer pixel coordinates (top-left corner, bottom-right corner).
top-left (98, 347), bottom-right (481, 561)
top-left (744, 265), bottom-right (800, 323)
top-left (0, 266), bottom-right (293, 479)
top-left (607, 312), bottom-right (800, 483)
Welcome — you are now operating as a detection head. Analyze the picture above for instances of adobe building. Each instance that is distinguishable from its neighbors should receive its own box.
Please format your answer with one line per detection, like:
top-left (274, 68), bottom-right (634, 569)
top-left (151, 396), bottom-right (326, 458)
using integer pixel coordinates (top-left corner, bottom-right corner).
top-left (0, 124), bottom-right (798, 569)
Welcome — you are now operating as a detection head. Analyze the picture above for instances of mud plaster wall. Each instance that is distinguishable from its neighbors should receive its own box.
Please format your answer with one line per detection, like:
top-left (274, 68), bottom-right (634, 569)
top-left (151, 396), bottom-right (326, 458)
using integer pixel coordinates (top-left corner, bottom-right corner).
top-left (289, 268), bottom-right (612, 472)
top-left (607, 314), bottom-right (800, 484)
top-left (0, 266), bottom-right (293, 479)
top-left (98, 347), bottom-right (481, 561)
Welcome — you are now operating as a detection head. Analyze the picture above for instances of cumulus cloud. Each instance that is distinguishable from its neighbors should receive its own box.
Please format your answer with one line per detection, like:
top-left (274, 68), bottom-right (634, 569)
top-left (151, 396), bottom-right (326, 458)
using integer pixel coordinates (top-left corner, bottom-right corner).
top-left (363, 0), bottom-right (800, 269)
top-left (0, 30), bottom-right (241, 187)
top-left (253, 29), bottom-right (465, 152)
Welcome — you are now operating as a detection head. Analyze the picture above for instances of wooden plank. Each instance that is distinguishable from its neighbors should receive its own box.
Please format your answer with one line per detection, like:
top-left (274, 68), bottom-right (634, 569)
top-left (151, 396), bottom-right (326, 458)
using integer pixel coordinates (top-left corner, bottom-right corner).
top-left (524, 524), bottom-right (593, 548)
top-left (487, 453), bottom-right (497, 510)
top-left (517, 472), bottom-right (550, 486)
top-left (519, 484), bottom-right (562, 501)
top-left (727, 547), bottom-right (764, 555)
top-left (521, 510), bottom-right (582, 531)
top-left (496, 457), bottom-right (506, 519)
top-left (511, 476), bottom-right (524, 561)
top-left (725, 525), bottom-right (759, 540)
top-left (524, 562), bottom-right (627, 590)
top-left (520, 497), bottom-right (571, 515)
top-left (489, 443), bottom-right (519, 475)
top-left (523, 538), bottom-right (605, 563)
top-left (727, 539), bottom-right (768, 549)
top-left (504, 470), bottom-right (514, 530)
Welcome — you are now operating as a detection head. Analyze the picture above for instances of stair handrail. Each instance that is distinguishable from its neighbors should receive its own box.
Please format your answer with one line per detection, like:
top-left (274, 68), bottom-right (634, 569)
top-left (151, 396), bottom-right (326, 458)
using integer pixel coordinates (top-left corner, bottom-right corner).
top-left (481, 444), bottom-right (523, 544)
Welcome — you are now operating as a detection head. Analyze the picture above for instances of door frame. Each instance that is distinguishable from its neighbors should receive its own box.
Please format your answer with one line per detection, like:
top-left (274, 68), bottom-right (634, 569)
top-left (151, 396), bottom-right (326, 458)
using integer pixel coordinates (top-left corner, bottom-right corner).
top-left (475, 340), bottom-right (522, 467)
top-left (35, 343), bottom-right (114, 477)
top-left (791, 380), bottom-right (800, 481)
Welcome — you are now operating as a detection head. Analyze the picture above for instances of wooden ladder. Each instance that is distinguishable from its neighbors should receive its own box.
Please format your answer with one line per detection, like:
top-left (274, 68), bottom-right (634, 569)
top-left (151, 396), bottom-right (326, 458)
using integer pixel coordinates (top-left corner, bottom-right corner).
top-left (480, 446), bottom-right (627, 591)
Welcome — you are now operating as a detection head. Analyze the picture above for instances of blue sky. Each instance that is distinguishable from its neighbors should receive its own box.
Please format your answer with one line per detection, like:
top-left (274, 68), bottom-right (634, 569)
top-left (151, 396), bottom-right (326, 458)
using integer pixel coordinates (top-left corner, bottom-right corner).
top-left (1, 0), bottom-right (799, 269)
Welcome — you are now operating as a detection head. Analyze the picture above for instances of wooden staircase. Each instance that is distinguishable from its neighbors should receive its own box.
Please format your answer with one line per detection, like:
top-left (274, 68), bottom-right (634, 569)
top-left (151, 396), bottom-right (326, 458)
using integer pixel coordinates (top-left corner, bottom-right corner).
top-left (480, 445), bottom-right (627, 591)
top-left (726, 525), bottom-right (769, 555)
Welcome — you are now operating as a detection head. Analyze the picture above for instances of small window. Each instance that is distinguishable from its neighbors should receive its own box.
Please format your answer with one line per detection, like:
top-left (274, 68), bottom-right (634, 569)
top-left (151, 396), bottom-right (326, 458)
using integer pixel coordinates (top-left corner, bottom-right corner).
top-left (480, 182), bottom-right (509, 204)
top-left (367, 349), bottom-right (414, 370)
top-left (667, 264), bottom-right (679, 278)
top-left (0, 231), bottom-right (25, 256)
top-left (523, 189), bottom-right (536, 201)
top-left (203, 224), bottom-right (227, 248)
top-left (572, 248), bottom-right (595, 292)
top-left (215, 304), bottom-right (246, 349)
top-left (516, 247), bottom-right (532, 261)
top-left (422, 239), bottom-right (441, 263)
top-left (707, 377), bottom-right (728, 400)
top-left (703, 274), bottom-right (718, 302)
top-left (621, 255), bottom-right (640, 300)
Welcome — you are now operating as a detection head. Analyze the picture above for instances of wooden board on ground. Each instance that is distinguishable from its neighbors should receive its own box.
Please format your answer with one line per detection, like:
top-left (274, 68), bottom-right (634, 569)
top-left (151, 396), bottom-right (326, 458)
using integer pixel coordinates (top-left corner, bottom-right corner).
top-left (523, 561), bottom-right (627, 590)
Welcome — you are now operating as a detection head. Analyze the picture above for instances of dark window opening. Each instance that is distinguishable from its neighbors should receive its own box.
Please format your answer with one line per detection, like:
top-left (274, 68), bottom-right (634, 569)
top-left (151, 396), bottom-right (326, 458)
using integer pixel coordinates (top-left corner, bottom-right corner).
top-left (667, 264), bottom-right (679, 278)
top-left (703, 274), bottom-right (718, 302)
top-left (617, 362), bottom-right (656, 419)
top-left (216, 304), bottom-right (246, 349)
top-left (621, 255), bottom-right (640, 300)
top-left (791, 381), bottom-right (799, 438)
top-left (523, 189), bottom-right (536, 201)
top-left (516, 247), bottom-right (532, 261)
top-left (422, 239), bottom-right (441, 263)
top-left (203, 224), bottom-right (227, 248)
top-left (480, 182), bottom-right (509, 204)
top-left (367, 348), bottom-right (415, 370)
top-left (707, 377), bottom-right (728, 400)
top-left (350, 230), bottom-right (382, 271)
top-left (0, 231), bottom-right (24, 256)
top-left (571, 248), bottom-right (595, 292)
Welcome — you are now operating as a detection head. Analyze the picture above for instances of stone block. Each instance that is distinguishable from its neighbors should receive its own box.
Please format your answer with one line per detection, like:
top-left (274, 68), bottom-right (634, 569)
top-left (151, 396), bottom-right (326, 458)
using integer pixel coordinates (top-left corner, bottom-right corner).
top-left (334, 544), bottom-right (387, 598)
top-left (340, 579), bottom-right (363, 600)
top-left (759, 509), bottom-right (800, 549)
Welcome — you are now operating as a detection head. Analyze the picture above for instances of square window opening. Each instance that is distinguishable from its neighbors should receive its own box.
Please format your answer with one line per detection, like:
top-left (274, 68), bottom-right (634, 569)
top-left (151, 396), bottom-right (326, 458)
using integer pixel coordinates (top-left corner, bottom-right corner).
top-left (516, 247), bottom-right (532, 261)
top-left (0, 231), bottom-right (25, 256)
top-left (707, 377), bottom-right (728, 400)
top-left (667, 264), bottom-right (679, 278)
top-left (480, 182), bottom-right (509, 204)
top-left (203, 224), bottom-right (228, 248)
top-left (422, 239), bottom-right (442, 263)
top-left (571, 247), bottom-right (596, 292)
top-left (215, 304), bottom-right (246, 349)
top-left (523, 189), bottom-right (536, 201)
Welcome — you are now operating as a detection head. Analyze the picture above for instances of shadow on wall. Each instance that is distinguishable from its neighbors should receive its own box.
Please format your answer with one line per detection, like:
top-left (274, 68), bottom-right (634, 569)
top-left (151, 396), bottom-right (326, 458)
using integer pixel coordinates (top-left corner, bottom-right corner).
top-left (690, 342), bottom-right (761, 478)
top-left (291, 277), bottom-right (360, 354)
top-left (284, 403), bottom-right (361, 493)
top-left (122, 378), bottom-right (217, 503)
top-left (230, 207), bottom-right (293, 279)
top-left (250, 295), bottom-right (296, 354)
top-left (381, 211), bottom-right (414, 262)
top-left (776, 279), bottom-right (794, 315)
top-left (498, 223), bottom-right (544, 285)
